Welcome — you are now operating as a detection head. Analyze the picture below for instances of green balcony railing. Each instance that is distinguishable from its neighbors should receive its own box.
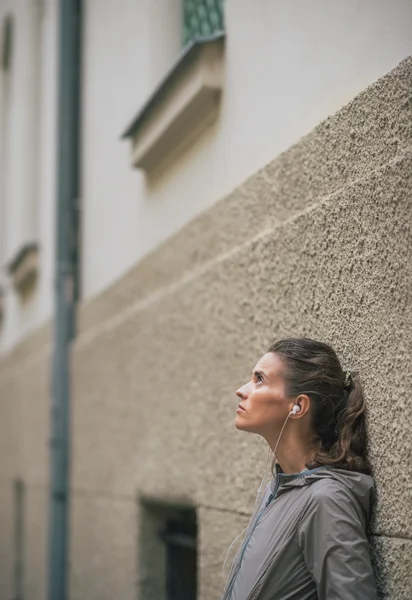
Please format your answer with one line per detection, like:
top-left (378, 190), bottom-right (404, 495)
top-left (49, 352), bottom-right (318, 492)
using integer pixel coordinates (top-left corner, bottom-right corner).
top-left (183, 0), bottom-right (225, 46)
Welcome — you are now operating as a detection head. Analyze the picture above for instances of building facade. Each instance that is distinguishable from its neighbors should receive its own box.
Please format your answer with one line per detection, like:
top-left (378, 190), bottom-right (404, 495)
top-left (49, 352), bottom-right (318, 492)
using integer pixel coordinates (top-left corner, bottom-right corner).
top-left (0, 1), bottom-right (411, 598)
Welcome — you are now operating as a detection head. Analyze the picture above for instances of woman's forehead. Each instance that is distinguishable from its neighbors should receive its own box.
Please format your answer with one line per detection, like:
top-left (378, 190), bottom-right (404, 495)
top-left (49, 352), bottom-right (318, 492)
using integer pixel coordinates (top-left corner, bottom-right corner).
top-left (254, 352), bottom-right (284, 377)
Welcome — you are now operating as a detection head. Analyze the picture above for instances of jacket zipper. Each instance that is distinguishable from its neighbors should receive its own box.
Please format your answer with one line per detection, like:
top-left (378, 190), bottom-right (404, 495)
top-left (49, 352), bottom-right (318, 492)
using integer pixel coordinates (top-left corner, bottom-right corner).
top-left (223, 477), bottom-right (280, 599)
top-left (265, 492), bottom-right (274, 507)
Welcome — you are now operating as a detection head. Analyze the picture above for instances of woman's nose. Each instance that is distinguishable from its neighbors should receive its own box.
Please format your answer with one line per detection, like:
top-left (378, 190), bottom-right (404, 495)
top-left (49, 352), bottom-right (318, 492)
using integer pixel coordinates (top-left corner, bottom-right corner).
top-left (236, 386), bottom-right (247, 400)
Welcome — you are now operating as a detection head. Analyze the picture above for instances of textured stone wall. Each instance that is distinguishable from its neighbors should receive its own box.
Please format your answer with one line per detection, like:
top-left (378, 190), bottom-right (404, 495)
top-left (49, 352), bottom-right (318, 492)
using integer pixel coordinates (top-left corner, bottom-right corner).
top-left (0, 57), bottom-right (411, 600)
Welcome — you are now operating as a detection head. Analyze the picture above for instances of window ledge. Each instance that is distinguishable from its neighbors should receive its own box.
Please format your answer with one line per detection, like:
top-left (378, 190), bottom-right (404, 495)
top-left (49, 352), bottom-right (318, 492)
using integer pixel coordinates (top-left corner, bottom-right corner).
top-left (122, 33), bottom-right (225, 178)
top-left (0, 286), bottom-right (4, 325)
top-left (7, 241), bottom-right (39, 295)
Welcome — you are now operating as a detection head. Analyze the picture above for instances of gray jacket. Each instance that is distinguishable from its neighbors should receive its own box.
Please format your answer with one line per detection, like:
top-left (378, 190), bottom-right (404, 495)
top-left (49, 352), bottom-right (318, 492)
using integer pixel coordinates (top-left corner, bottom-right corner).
top-left (221, 465), bottom-right (378, 600)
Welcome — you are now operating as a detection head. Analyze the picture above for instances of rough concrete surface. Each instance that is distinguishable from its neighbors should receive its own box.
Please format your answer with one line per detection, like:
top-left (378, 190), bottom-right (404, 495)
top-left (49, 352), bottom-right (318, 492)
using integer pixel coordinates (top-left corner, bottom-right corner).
top-left (24, 486), bottom-right (48, 600)
top-left (198, 507), bottom-right (251, 600)
top-left (69, 494), bottom-right (137, 600)
top-left (371, 537), bottom-right (412, 600)
top-left (0, 57), bottom-right (411, 599)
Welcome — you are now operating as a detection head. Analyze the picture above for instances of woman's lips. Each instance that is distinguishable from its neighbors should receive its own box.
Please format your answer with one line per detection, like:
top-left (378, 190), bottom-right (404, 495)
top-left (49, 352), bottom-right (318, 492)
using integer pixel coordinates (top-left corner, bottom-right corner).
top-left (237, 404), bottom-right (246, 412)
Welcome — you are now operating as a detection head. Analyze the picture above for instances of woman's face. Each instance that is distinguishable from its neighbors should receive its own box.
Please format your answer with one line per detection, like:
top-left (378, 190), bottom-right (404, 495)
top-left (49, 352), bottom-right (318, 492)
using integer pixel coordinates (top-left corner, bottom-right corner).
top-left (235, 352), bottom-right (291, 435)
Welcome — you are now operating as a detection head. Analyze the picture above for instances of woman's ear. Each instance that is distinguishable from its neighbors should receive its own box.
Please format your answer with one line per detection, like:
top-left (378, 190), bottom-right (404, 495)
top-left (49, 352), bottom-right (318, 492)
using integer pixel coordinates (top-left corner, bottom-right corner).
top-left (290, 394), bottom-right (311, 418)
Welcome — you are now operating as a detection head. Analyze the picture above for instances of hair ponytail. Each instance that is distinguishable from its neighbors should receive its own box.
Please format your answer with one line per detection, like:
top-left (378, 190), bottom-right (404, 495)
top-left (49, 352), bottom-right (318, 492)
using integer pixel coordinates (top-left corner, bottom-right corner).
top-left (306, 375), bottom-right (372, 474)
top-left (268, 337), bottom-right (372, 475)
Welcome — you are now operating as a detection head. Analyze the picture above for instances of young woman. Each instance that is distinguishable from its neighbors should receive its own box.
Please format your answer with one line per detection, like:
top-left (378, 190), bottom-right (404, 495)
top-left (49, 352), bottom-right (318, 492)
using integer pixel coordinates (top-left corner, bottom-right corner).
top-left (221, 337), bottom-right (378, 600)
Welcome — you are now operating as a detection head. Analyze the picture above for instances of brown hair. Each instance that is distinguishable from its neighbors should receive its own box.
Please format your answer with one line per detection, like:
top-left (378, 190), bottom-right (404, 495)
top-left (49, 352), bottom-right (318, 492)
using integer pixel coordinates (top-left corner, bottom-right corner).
top-left (268, 337), bottom-right (372, 475)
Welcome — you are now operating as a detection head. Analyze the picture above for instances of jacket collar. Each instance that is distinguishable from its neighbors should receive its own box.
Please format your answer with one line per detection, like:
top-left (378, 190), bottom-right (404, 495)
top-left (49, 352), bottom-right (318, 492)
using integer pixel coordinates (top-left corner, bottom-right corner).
top-left (270, 462), bottom-right (330, 493)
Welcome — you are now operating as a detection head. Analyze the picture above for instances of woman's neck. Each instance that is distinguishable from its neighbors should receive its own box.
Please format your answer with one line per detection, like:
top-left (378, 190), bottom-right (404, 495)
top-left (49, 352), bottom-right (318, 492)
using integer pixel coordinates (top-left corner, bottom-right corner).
top-left (266, 429), bottom-right (314, 474)
top-left (275, 450), bottom-right (308, 474)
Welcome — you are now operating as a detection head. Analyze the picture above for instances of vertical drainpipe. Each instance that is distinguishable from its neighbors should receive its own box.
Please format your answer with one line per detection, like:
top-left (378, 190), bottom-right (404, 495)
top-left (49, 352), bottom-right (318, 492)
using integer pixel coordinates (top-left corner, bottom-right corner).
top-left (48, 0), bottom-right (81, 599)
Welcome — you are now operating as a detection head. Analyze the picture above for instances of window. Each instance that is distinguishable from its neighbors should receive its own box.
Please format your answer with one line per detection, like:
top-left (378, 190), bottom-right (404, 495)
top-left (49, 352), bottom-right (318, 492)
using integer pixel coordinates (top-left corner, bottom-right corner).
top-left (13, 478), bottom-right (25, 600)
top-left (123, 1), bottom-right (226, 178)
top-left (0, 15), bottom-right (14, 269)
top-left (161, 511), bottom-right (197, 600)
top-left (0, 5), bottom-right (43, 300)
top-left (2, 14), bottom-right (13, 69)
top-left (182, 0), bottom-right (225, 46)
top-left (138, 502), bottom-right (197, 600)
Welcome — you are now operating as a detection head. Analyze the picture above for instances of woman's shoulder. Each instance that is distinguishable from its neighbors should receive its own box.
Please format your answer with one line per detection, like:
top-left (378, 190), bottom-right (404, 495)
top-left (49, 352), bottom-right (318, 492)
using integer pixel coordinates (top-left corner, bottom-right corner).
top-left (304, 468), bottom-right (374, 520)
top-left (305, 475), bottom-right (347, 503)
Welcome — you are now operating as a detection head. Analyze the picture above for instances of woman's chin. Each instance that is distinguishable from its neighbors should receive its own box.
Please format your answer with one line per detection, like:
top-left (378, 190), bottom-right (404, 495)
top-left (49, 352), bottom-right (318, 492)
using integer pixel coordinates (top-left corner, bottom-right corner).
top-left (234, 414), bottom-right (249, 431)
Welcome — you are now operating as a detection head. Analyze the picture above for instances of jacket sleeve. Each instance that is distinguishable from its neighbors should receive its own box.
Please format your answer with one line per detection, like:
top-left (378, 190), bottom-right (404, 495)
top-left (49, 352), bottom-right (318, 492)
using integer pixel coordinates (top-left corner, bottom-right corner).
top-left (297, 481), bottom-right (378, 600)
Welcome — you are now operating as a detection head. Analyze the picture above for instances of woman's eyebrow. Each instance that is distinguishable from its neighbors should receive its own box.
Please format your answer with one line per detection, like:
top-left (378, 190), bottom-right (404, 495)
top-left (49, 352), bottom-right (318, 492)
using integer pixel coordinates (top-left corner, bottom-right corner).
top-left (252, 370), bottom-right (267, 380)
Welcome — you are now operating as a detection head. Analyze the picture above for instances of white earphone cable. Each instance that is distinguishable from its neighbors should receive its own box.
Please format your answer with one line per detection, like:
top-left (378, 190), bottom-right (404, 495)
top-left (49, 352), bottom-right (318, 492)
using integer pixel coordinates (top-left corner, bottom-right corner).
top-left (221, 409), bottom-right (296, 587)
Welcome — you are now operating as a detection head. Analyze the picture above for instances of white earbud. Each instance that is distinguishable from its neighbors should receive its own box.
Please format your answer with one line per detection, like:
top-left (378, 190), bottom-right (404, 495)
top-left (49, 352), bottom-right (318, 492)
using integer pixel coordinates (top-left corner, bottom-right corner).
top-left (290, 404), bottom-right (301, 415)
